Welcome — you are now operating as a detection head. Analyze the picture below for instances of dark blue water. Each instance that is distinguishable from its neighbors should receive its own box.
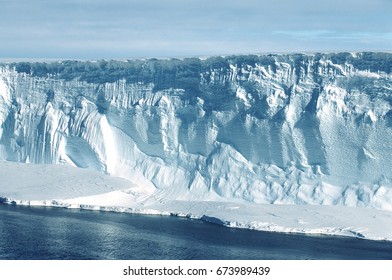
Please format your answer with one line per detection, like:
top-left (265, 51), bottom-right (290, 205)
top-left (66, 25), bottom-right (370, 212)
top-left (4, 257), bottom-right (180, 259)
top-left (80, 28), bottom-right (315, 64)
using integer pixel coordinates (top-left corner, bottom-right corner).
top-left (0, 204), bottom-right (391, 260)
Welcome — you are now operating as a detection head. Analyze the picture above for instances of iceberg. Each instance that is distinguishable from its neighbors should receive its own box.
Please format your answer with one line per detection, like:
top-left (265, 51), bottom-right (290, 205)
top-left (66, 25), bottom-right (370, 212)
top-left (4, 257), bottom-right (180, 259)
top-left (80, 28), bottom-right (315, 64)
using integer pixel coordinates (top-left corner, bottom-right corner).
top-left (1, 52), bottom-right (392, 240)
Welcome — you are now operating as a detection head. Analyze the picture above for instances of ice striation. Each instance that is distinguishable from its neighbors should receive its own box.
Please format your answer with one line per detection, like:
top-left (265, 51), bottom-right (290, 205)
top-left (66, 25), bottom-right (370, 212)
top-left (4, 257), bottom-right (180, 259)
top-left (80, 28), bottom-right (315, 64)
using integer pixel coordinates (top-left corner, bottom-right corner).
top-left (0, 52), bottom-right (392, 210)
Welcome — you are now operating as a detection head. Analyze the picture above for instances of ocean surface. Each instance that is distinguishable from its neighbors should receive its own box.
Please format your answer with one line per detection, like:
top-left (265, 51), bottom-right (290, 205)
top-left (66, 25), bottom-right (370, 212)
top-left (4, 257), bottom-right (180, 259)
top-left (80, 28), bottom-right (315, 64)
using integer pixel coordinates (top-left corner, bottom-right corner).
top-left (0, 203), bottom-right (391, 260)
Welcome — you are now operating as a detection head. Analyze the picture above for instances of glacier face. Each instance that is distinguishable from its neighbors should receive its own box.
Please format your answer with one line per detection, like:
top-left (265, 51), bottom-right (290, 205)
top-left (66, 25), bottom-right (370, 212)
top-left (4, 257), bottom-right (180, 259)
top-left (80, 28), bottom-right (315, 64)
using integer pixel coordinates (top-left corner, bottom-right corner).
top-left (0, 53), bottom-right (392, 209)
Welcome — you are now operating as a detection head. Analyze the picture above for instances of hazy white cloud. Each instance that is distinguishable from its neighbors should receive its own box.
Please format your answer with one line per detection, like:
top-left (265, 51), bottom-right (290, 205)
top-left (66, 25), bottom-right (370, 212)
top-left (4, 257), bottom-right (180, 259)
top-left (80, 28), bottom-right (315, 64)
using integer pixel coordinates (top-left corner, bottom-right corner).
top-left (0, 0), bottom-right (390, 59)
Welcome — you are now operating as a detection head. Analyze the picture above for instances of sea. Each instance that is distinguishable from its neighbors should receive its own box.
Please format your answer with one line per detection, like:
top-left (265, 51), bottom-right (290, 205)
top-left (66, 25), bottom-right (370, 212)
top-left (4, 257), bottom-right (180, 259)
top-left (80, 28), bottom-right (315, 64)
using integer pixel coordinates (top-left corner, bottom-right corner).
top-left (0, 203), bottom-right (391, 260)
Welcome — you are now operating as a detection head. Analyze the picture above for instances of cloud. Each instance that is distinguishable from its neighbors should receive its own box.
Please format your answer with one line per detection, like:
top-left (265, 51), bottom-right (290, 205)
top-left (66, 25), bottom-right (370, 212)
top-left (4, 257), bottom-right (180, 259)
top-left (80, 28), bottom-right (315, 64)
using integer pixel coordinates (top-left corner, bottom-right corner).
top-left (0, 0), bottom-right (391, 59)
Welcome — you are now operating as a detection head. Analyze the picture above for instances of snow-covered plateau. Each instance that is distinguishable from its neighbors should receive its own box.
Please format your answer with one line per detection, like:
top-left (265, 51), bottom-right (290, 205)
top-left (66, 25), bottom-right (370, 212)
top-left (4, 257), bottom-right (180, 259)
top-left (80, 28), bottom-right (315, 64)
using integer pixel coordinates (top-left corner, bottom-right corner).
top-left (1, 52), bottom-right (392, 241)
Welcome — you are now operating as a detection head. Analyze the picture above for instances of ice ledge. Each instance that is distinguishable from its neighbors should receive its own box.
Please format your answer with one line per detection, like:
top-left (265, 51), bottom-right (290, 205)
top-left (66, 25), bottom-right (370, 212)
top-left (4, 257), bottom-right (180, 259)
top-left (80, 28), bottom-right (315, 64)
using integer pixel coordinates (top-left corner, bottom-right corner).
top-left (1, 160), bottom-right (392, 242)
top-left (1, 196), bottom-right (392, 242)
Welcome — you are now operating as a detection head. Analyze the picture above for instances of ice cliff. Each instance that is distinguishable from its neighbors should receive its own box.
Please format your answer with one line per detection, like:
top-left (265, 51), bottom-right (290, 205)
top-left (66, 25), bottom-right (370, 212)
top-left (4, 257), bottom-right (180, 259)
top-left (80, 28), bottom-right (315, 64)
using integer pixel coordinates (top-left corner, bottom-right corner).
top-left (1, 52), bottom-right (391, 209)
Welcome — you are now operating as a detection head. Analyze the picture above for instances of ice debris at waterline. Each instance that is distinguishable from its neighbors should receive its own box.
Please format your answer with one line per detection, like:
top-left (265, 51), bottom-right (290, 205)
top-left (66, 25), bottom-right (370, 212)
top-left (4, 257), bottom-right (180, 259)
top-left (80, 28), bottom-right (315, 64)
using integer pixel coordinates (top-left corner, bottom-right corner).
top-left (0, 53), bottom-right (392, 239)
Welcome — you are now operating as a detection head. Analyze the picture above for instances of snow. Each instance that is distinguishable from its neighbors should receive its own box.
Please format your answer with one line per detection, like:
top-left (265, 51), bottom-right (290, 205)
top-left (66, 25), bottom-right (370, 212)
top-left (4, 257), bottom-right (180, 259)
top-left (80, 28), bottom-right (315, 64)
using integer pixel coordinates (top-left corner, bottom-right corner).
top-left (235, 86), bottom-right (251, 107)
top-left (356, 70), bottom-right (381, 79)
top-left (0, 161), bottom-right (132, 200)
top-left (1, 160), bottom-right (392, 242)
top-left (1, 53), bottom-right (392, 242)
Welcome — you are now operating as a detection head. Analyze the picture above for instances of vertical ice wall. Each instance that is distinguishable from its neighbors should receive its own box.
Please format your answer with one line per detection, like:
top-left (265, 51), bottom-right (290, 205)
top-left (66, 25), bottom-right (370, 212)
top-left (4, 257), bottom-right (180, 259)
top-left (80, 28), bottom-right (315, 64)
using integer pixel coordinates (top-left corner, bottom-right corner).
top-left (0, 53), bottom-right (391, 209)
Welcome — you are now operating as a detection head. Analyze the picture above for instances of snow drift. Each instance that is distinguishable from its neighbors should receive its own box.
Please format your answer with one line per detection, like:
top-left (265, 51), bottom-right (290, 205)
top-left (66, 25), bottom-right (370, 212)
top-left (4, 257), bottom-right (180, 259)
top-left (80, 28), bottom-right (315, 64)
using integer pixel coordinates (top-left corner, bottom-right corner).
top-left (1, 52), bottom-right (392, 210)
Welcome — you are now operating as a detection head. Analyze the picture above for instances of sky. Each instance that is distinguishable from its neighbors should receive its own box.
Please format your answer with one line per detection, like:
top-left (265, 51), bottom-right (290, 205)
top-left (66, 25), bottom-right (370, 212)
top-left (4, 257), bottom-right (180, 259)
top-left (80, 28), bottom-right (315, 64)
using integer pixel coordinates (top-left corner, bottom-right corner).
top-left (0, 0), bottom-right (391, 59)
